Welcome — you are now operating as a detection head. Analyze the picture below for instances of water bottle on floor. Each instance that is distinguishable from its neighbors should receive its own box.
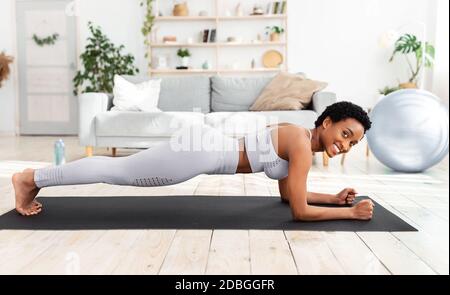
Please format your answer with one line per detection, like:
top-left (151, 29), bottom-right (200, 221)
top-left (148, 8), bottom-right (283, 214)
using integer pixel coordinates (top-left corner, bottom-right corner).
top-left (54, 139), bottom-right (66, 166)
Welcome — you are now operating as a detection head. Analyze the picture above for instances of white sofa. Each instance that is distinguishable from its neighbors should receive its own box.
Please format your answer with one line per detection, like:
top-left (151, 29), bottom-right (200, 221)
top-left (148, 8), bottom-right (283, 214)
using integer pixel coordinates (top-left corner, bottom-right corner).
top-left (78, 75), bottom-right (337, 160)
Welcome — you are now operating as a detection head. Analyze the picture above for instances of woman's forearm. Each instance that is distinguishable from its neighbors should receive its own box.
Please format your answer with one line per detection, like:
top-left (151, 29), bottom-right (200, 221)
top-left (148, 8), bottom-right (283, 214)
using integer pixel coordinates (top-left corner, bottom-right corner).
top-left (292, 205), bottom-right (354, 221)
top-left (307, 192), bottom-right (336, 204)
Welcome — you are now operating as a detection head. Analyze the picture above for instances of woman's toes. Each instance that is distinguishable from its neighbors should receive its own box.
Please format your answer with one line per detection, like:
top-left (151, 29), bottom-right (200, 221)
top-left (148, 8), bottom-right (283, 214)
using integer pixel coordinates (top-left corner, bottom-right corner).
top-left (30, 207), bottom-right (42, 215)
top-left (32, 201), bottom-right (42, 209)
top-left (17, 205), bottom-right (42, 216)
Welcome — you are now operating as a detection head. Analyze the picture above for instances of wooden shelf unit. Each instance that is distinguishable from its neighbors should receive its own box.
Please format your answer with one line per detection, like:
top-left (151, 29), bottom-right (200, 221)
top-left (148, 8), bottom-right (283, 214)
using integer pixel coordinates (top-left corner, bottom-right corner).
top-left (147, 0), bottom-right (288, 76)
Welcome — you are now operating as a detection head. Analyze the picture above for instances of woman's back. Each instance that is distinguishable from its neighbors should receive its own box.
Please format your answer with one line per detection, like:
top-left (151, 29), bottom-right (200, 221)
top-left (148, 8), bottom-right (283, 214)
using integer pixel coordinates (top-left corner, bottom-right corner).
top-left (241, 123), bottom-right (311, 180)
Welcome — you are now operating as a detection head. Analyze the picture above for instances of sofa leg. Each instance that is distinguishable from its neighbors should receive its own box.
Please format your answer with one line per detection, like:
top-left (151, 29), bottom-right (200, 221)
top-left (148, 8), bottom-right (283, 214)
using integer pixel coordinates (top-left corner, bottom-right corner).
top-left (112, 147), bottom-right (117, 157)
top-left (323, 152), bottom-right (329, 167)
top-left (85, 146), bottom-right (93, 157)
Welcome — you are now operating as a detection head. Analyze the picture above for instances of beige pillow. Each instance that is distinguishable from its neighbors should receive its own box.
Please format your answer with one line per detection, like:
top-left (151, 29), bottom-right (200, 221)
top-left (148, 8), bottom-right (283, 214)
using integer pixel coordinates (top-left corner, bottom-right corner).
top-left (249, 72), bottom-right (328, 111)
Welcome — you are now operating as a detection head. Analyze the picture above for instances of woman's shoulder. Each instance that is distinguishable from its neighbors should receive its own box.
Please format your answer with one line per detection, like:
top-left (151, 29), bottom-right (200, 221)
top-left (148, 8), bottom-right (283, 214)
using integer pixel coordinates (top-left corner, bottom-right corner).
top-left (271, 123), bottom-right (312, 155)
top-left (271, 123), bottom-right (309, 139)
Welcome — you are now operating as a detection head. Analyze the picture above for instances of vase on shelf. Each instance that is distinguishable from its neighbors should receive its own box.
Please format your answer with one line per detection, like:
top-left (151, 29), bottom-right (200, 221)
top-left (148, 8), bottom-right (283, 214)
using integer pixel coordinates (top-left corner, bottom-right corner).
top-left (270, 32), bottom-right (280, 42)
top-left (235, 3), bottom-right (243, 16)
top-left (181, 57), bottom-right (190, 67)
top-left (173, 2), bottom-right (189, 16)
top-left (202, 60), bottom-right (211, 70)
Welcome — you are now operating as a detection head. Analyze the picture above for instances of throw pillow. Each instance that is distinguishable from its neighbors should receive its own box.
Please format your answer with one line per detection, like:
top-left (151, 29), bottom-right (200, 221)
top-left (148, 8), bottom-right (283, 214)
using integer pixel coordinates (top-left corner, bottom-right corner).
top-left (111, 75), bottom-right (162, 112)
top-left (249, 72), bottom-right (328, 111)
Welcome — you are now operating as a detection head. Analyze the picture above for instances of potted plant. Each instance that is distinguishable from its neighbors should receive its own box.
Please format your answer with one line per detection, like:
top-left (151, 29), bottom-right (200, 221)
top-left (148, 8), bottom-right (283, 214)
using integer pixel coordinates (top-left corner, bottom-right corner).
top-left (177, 48), bottom-right (191, 67)
top-left (389, 33), bottom-right (435, 89)
top-left (73, 22), bottom-right (139, 95)
top-left (266, 26), bottom-right (284, 42)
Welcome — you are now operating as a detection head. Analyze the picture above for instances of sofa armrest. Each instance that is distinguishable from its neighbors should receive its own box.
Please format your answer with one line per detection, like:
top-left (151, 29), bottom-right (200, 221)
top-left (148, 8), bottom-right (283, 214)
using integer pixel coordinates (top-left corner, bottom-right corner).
top-left (312, 91), bottom-right (337, 115)
top-left (78, 93), bottom-right (109, 146)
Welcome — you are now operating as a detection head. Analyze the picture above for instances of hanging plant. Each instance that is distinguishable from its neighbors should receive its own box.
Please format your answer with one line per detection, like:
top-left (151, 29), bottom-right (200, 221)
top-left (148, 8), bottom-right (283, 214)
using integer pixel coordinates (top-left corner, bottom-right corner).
top-left (140, 0), bottom-right (155, 65)
top-left (0, 52), bottom-right (14, 88)
top-left (32, 33), bottom-right (60, 46)
top-left (73, 22), bottom-right (139, 95)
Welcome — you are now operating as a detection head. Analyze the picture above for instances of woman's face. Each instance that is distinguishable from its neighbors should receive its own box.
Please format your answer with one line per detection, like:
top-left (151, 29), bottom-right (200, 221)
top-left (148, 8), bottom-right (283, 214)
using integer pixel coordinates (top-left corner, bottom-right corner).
top-left (320, 117), bottom-right (365, 158)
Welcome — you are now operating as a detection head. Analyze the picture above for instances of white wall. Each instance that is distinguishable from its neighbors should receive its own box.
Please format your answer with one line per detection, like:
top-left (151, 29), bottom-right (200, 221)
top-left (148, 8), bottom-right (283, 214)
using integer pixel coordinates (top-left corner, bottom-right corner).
top-left (0, 0), bottom-right (447, 134)
top-left (288, 0), bottom-right (439, 107)
top-left (432, 0), bottom-right (449, 106)
top-left (0, 0), bottom-right (18, 135)
top-left (77, 0), bottom-right (147, 75)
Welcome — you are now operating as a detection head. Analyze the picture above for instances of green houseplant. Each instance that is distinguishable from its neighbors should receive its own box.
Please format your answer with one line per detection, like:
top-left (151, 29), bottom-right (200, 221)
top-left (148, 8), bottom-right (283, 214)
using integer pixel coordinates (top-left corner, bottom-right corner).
top-left (177, 48), bottom-right (191, 67)
top-left (266, 26), bottom-right (284, 42)
top-left (73, 22), bottom-right (139, 95)
top-left (389, 33), bottom-right (435, 88)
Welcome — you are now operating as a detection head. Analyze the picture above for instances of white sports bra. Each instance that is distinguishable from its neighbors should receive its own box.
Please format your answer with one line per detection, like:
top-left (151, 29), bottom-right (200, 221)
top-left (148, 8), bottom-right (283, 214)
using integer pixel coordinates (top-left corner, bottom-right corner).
top-left (244, 126), bottom-right (312, 180)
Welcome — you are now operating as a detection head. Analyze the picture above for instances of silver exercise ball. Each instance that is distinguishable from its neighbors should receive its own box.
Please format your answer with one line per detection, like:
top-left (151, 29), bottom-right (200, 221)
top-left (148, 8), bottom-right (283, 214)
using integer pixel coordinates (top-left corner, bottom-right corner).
top-left (366, 89), bottom-right (449, 172)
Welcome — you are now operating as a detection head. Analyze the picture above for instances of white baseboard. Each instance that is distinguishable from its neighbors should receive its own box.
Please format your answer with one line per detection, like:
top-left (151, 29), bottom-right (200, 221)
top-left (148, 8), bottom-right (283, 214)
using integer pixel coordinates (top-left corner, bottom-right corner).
top-left (0, 131), bottom-right (16, 136)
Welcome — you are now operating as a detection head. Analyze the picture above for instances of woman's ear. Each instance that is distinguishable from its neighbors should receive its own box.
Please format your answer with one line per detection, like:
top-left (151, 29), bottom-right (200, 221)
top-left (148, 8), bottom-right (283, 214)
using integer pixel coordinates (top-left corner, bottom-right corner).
top-left (322, 116), bottom-right (332, 129)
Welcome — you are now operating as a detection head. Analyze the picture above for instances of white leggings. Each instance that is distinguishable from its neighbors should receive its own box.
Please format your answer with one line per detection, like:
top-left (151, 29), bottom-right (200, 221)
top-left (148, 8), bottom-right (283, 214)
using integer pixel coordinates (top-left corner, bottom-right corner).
top-left (34, 125), bottom-right (240, 188)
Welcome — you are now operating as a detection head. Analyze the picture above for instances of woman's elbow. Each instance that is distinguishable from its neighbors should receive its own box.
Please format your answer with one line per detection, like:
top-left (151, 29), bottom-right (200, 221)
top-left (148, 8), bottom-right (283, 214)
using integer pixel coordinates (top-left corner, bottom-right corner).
top-left (292, 208), bottom-right (316, 221)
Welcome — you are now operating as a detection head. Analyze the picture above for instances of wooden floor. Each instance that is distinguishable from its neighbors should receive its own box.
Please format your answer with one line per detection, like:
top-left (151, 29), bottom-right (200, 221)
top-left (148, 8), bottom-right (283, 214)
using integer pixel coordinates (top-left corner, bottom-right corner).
top-left (0, 135), bottom-right (448, 275)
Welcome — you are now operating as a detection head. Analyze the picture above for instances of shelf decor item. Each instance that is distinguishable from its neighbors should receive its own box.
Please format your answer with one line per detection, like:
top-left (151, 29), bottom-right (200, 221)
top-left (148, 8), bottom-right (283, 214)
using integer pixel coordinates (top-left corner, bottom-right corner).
top-left (73, 22), bottom-right (139, 95)
top-left (163, 35), bottom-right (177, 43)
top-left (0, 51), bottom-right (14, 88)
top-left (173, 2), bottom-right (189, 16)
top-left (251, 4), bottom-right (265, 15)
top-left (271, 1), bottom-right (287, 14)
top-left (235, 3), bottom-right (244, 16)
top-left (32, 33), bottom-right (59, 46)
top-left (202, 60), bottom-right (212, 70)
top-left (266, 26), bottom-right (284, 42)
top-left (262, 50), bottom-right (283, 68)
top-left (177, 48), bottom-right (191, 67)
top-left (155, 55), bottom-right (168, 69)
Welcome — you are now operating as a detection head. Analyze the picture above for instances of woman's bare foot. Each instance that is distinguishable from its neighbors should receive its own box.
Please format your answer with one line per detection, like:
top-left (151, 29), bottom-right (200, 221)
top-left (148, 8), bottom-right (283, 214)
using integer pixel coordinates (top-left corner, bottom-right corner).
top-left (12, 168), bottom-right (42, 216)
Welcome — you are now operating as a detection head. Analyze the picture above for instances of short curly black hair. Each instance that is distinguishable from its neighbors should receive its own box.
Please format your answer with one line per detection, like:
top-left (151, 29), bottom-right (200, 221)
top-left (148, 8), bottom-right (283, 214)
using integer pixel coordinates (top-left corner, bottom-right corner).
top-left (314, 101), bottom-right (372, 132)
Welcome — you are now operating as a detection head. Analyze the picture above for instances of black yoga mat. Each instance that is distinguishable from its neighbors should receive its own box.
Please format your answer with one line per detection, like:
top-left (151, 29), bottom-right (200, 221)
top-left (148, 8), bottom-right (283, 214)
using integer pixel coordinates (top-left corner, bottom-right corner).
top-left (0, 196), bottom-right (416, 231)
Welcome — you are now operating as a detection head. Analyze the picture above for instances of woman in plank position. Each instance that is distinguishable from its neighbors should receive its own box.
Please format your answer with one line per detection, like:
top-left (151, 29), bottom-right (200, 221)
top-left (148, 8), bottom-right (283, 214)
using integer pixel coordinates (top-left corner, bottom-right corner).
top-left (12, 101), bottom-right (374, 221)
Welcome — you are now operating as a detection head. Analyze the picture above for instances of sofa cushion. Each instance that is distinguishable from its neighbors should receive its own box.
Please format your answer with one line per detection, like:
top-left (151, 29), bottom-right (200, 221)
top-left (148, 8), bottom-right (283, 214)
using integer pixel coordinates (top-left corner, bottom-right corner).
top-left (249, 73), bottom-right (328, 111)
top-left (95, 111), bottom-right (205, 137)
top-left (205, 110), bottom-right (318, 137)
top-left (211, 75), bottom-right (274, 112)
top-left (122, 75), bottom-right (211, 113)
top-left (112, 75), bottom-right (162, 112)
